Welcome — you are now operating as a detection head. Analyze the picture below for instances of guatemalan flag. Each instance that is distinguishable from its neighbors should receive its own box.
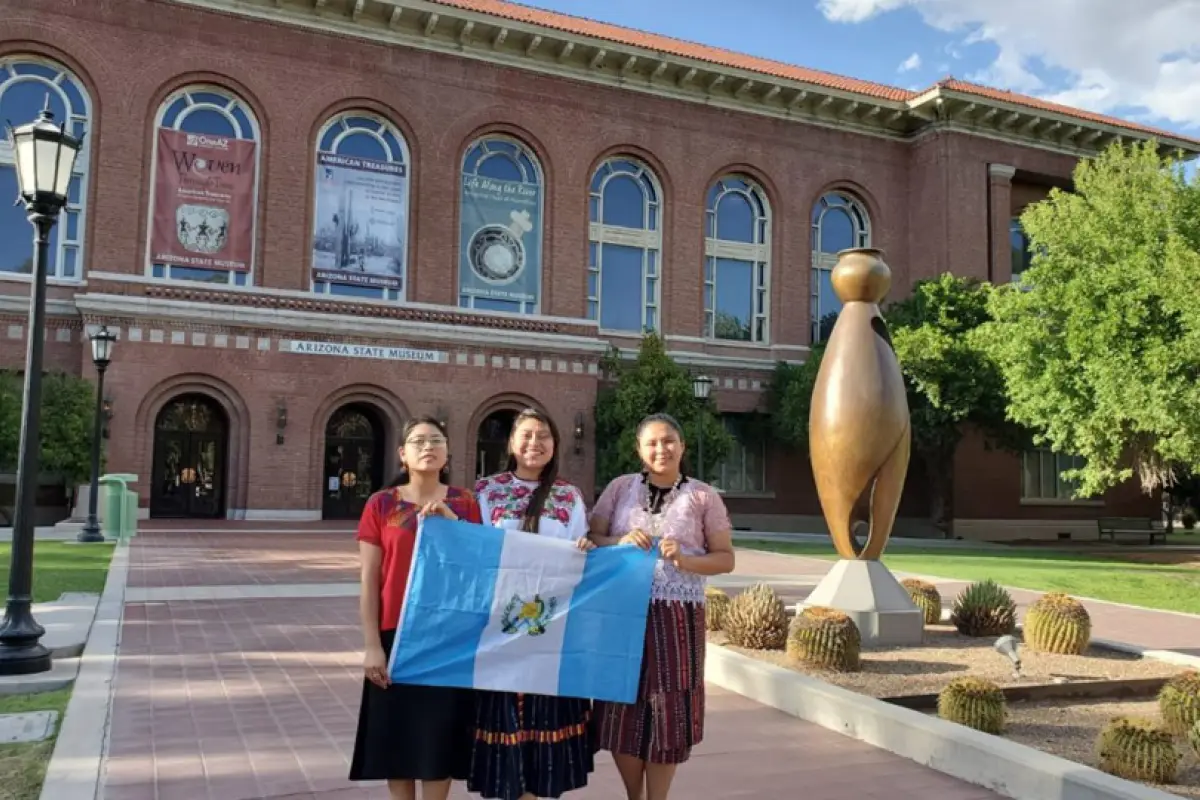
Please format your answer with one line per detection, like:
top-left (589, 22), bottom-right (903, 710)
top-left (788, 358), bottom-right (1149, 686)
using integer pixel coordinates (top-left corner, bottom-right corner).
top-left (387, 516), bottom-right (658, 704)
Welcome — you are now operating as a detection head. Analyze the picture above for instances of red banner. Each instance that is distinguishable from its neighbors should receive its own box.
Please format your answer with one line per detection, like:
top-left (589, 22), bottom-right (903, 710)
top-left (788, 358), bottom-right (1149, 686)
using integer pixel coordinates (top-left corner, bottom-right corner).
top-left (150, 128), bottom-right (257, 272)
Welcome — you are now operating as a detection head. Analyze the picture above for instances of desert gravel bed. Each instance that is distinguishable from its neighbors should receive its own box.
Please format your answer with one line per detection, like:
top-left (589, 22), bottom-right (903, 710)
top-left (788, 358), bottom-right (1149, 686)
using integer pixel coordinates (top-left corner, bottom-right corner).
top-left (708, 625), bottom-right (1183, 697)
top-left (1002, 698), bottom-right (1200, 798)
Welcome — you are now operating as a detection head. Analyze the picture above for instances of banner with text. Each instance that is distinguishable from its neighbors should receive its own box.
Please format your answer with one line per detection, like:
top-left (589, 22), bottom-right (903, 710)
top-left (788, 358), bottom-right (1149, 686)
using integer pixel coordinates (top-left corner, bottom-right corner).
top-left (312, 153), bottom-right (408, 292)
top-left (151, 129), bottom-right (257, 272)
top-left (459, 174), bottom-right (541, 305)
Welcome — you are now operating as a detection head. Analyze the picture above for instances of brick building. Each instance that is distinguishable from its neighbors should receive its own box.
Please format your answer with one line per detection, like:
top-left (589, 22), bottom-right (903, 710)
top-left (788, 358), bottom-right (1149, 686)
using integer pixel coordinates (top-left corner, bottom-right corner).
top-left (1, 0), bottom-right (1194, 537)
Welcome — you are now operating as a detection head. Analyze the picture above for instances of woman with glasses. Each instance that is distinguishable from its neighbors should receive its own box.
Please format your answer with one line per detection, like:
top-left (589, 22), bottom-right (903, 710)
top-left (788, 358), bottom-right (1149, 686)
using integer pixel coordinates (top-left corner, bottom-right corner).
top-left (350, 415), bottom-right (482, 800)
top-left (467, 407), bottom-right (596, 800)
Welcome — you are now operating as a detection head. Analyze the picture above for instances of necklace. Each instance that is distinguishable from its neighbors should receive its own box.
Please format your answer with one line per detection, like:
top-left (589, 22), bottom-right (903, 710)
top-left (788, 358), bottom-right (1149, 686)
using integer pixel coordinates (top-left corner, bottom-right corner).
top-left (641, 473), bottom-right (683, 538)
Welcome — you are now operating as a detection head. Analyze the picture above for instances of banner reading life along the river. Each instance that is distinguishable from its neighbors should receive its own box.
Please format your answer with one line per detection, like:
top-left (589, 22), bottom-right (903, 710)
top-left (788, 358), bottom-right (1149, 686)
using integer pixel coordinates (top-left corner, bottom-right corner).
top-left (150, 129), bottom-right (257, 272)
top-left (459, 173), bottom-right (541, 305)
top-left (311, 153), bottom-right (408, 292)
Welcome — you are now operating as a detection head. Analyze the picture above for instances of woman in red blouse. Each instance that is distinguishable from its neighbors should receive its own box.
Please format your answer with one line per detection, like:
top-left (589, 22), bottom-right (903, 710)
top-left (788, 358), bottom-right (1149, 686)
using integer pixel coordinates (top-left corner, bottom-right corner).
top-left (349, 415), bottom-right (483, 800)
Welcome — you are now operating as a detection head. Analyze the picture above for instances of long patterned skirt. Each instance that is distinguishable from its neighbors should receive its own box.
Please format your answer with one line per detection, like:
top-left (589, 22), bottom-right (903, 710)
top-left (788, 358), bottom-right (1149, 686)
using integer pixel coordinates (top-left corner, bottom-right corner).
top-left (467, 690), bottom-right (595, 800)
top-left (593, 599), bottom-right (705, 765)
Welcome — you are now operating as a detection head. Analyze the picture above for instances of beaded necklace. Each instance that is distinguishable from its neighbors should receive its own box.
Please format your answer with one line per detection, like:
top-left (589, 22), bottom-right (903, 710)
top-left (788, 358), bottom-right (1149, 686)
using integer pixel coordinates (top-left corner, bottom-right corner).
top-left (640, 472), bottom-right (684, 537)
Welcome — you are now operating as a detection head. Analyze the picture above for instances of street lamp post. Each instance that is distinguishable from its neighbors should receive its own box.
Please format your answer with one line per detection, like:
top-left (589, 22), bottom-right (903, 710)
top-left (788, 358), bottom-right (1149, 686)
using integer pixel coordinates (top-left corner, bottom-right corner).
top-left (77, 327), bottom-right (116, 544)
top-left (0, 101), bottom-right (85, 675)
top-left (692, 374), bottom-right (713, 482)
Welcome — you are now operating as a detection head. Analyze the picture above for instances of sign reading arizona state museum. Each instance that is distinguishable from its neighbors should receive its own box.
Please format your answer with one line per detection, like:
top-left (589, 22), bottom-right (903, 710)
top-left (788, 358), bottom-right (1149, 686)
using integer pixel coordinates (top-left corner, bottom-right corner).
top-left (288, 340), bottom-right (447, 363)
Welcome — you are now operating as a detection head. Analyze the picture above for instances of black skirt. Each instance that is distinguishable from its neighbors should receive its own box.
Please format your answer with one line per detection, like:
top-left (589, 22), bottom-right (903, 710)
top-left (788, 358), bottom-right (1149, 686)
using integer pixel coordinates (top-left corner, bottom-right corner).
top-left (349, 629), bottom-right (474, 782)
top-left (467, 690), bottom-right (595, 800)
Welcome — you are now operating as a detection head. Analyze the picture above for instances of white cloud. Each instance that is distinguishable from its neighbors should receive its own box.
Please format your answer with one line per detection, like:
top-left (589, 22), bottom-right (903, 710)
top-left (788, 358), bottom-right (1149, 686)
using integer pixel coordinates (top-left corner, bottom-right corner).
top-left (815, 0), bottom-right (1200, 129)
top-left (898, 52), bottom-right (922, 72)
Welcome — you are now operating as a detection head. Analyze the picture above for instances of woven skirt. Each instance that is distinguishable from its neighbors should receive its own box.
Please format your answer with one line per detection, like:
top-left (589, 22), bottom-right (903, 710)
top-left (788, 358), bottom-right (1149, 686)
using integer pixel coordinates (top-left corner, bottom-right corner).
top-left (467, 690), bottom-right (594, 799)
top-left (349, 629), bottom-right (474, 782)
top-left (593, 599), bottom-right (705, 765)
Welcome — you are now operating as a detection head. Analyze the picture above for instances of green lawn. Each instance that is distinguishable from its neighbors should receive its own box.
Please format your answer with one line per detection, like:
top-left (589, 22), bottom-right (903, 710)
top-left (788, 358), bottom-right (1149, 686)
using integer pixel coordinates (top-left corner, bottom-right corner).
top-left (738, 540), bottom-right (1200, 614)
top-left (0, 542), bottom-right (114, 603)
top-left (0, 688), bottom-right (71, 800)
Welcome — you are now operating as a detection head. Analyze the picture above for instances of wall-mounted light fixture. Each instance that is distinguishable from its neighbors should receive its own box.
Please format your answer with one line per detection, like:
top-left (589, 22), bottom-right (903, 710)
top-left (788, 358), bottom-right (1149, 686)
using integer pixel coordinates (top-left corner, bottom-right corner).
top-left (436, 406), bottom-right (449, 430)
top-left (275, 398), bottom-right (288, 445)
top-left (101, 396), bottom-right (113, 439)
top-left (573, 411), bottom-right (585, 455)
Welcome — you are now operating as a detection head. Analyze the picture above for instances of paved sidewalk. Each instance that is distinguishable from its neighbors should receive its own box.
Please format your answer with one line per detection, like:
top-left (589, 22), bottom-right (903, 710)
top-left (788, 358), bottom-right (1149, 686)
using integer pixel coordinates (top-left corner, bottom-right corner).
top-left (100, 532), bottom-right (1003, 800)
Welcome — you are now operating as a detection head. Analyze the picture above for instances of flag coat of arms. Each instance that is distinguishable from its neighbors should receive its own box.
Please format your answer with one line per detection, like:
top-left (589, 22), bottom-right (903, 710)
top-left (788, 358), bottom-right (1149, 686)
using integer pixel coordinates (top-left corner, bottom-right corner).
top-left (387, 516), bottom-right (658, 704)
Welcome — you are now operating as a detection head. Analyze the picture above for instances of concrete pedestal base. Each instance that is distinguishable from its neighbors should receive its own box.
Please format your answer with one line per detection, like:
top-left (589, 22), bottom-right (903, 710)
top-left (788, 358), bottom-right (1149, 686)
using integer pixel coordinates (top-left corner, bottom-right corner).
top-left (797, 559), bottom-right (925, 647)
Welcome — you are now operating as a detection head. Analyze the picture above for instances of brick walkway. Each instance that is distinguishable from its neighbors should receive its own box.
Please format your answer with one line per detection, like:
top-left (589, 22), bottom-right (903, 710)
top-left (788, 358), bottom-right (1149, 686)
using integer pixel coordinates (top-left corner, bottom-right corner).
top-left (102, 532), bottom-right (1004, 799)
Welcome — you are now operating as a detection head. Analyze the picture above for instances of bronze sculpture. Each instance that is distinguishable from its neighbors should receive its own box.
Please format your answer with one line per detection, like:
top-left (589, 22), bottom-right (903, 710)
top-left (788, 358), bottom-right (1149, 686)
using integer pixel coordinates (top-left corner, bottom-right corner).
top-left (809, 248), bottom-right (911, 561)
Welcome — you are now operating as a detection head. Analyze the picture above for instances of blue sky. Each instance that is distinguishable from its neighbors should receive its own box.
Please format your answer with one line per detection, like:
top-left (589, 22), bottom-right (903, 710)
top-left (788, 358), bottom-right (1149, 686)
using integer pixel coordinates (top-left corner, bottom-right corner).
top-left (523, 0), bottom-right (1200, 138)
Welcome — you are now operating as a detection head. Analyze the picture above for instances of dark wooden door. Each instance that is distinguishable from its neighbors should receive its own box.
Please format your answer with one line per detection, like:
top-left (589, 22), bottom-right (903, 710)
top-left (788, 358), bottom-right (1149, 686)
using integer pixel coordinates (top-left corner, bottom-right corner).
top-left (475, 410), bottom-right (516, 480)
top-left (323, 405), bottom-right (383, 520)
top-left (150, 395), bottom-right (227, 519)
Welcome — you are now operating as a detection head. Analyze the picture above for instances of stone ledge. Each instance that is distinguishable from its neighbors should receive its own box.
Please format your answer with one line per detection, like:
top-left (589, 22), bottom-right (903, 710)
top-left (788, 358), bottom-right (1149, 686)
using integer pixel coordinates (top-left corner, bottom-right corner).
top-left (704, 642), bottom-right (1182, 800)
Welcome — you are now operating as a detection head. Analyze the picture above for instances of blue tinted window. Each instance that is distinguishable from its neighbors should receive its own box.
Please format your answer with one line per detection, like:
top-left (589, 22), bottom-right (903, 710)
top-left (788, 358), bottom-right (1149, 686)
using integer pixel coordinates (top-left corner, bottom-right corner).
top-left (599, 244), bottom-right (646, 332)
top-left (714, 258), bottom-right (753, 341)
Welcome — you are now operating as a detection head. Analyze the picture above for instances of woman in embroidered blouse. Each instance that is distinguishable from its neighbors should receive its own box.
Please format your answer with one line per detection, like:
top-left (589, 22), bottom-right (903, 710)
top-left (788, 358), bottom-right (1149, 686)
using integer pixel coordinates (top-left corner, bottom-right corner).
top-left (588, 413), bottom-right (735, 800)
top-left (350, 416), bottom-right (483, 800)
top-left (468, 407), bottom-right (596, 800)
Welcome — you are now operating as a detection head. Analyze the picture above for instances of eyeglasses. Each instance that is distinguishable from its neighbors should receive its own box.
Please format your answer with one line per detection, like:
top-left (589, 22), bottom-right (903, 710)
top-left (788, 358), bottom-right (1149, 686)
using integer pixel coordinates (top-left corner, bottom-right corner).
top-left (406, 436), bottom-right (447, 450)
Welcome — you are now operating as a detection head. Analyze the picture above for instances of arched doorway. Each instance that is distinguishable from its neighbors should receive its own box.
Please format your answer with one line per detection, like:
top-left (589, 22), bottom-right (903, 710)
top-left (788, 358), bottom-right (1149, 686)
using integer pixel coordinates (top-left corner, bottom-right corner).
top-left (323, 403), bottom-right (385, 520)
top-left (475, 409), bottom-right (517, 480)
top-left (150, 394), bottom-right (229, 519)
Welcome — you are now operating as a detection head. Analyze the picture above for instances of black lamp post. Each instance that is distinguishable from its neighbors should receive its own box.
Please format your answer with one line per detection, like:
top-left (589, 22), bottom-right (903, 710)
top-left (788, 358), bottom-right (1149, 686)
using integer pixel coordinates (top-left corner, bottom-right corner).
top-left (0, 101), bottom-right (85, 675)
top-left (77, 326), bottom-right (116, 544)
top-left (692, 374), bottom-right (713, 482)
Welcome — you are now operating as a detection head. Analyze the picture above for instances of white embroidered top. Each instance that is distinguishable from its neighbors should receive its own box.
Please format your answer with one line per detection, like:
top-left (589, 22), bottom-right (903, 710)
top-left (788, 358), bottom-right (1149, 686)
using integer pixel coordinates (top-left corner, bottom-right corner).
top-left (473, 472), bottom-right (589, 543)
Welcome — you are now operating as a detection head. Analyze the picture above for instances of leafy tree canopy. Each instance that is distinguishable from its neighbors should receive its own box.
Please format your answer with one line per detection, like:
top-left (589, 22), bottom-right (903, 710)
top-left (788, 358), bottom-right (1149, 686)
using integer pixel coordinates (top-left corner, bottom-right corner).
top-left (976, 140), bottom-right (1200, 496)
top-left (0, 370), bottom-right (100, 486)
top-left (594, 332), bottom-right (733, 486)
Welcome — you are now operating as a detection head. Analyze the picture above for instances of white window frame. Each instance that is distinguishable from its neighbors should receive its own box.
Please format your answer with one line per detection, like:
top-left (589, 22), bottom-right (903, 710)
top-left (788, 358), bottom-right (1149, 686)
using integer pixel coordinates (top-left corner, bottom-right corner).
top-left (811, 192), bottom-right (871, 343)
top-left (311, 110), bottom-right (411, 302)
top-left (704, 176), bottom-right (771, 344)
top-left (715, 414), bottom-right (768, 494)
top-left (145, 84), bottom-right (262, 286)
top-left (0, 56), bottom-right (92, 282)
top-left (587, 158), bottom-right (663, 334)
top-left (1021, 448), bottom-right (1087, 502)
top-left (459, 134), bottom-right (544, 315)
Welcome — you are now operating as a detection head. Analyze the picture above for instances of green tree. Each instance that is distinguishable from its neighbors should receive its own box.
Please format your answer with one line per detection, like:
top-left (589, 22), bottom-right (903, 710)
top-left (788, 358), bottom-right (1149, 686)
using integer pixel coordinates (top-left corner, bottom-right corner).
top-left (767, 344), bottom-right (825, 452)
top-left (977, 140), bottom-right (1200, 499)
top-left (593, 332), bottom-right (733, 486)
top-left (0, 370), bottom-right (100, 486)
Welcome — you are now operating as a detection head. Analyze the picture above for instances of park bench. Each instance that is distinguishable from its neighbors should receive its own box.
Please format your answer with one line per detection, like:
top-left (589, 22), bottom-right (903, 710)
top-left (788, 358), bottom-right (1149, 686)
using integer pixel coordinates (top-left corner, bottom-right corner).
top-left (1096, 516), bottom-right (1167, 545)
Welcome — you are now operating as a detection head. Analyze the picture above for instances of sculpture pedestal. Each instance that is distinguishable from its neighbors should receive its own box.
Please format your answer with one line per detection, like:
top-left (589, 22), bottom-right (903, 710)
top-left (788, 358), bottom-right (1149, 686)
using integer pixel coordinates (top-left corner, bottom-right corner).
top-left (796, 559), bottom-right (924, 647)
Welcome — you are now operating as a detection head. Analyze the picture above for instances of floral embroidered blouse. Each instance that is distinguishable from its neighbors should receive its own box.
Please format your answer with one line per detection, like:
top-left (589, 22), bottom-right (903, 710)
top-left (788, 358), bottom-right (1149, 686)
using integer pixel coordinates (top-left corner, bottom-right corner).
top-left (356, 486), bottom-right (482, 631)
top-left (474, 472), bottom-right (589, 543)
top-left (591, 473), bottom-right (732, 604)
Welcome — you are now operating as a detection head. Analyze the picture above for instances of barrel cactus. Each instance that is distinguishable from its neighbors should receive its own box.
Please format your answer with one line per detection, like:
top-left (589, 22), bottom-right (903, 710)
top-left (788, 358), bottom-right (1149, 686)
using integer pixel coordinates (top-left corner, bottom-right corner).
top-left (1024, 593), bottom-right (1091, 655)
top-left (950, 579), bottom-right (1017, 637)
top-left (786, 606), bottom-right (861, 672)
top-left (1096, 717), bottom-right (1179, 784)
top-left (1158, 670), bottom-right (1200, 735)
top-left (901, 578), bottom-right (942, 625)
top-left (704, 586), bottom-right (731, 632)
top-left (724, 583), bottom-right (789, 650)
top-left (937, 677), bottom-right (1007, 734)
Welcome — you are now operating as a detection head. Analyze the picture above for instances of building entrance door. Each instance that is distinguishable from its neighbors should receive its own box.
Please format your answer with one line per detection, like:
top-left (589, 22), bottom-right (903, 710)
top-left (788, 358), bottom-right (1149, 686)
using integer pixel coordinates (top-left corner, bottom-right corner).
top-left (475, 409), bottom-right (517, 480)
top-left (323, 404), bottom-right (384, 520)
top-left (149, 394), bottom-right (228, 519)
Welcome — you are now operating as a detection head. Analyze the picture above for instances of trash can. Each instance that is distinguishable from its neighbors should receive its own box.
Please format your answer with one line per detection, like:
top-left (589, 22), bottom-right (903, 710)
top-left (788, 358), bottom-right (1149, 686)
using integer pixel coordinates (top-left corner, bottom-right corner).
top-left (98, 473), bottom-right (139, 540)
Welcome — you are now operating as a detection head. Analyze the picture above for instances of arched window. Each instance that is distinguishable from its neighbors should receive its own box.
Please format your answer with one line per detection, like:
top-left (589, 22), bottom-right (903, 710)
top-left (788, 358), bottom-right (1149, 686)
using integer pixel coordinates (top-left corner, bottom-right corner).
top-left (1010, 217), bottom-right (1033, 281)
top-left (311, 111), bottom-right (411, 301)
top-left (0, 57), bottom-right (91, 280)
top-left (705, 176), bottom-right (770, 343)
top-left (587, 158), bottom-right (662, 332)
top-left (146, 85), bottom-right (261, 286)
top-left (459, 136), bottom-right (544, 315)
top-left (811, 192), bottom-right (870, 342)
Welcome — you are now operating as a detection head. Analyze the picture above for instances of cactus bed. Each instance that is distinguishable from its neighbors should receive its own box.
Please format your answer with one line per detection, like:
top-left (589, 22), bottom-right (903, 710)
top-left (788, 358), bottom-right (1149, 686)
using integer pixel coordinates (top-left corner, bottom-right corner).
top-left (707, 624), bottom-right (1178, 699)
top-left (1001, 697), bottom-right (1200, 797)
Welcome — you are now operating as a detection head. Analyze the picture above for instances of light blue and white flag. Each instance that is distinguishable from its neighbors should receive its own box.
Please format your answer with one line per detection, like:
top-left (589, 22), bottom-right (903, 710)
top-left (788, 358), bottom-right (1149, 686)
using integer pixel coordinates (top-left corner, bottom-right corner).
top-left (387, 516), bottom-right (657, 704)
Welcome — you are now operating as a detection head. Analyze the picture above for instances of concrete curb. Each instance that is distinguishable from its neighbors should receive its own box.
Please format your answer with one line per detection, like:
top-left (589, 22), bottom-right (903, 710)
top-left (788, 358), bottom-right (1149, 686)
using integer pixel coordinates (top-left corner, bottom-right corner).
top-left (38, 537), bottom-right (130, 800)
top-left (705, 642), bottom-right (1182, 800)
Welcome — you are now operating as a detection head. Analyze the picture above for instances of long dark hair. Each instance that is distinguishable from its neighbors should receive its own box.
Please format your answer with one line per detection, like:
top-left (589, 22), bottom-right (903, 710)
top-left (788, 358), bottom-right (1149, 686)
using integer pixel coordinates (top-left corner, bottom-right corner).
top-left (503, 408), bottom-right (561, 533)
top-left (391, 415), bottom-right (451, 486)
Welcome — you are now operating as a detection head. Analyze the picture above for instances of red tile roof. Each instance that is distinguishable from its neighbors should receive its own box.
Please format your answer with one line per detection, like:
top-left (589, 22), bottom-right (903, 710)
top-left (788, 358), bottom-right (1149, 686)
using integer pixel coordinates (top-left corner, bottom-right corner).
top-left (428, 0), bottom-right (1200, 147)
